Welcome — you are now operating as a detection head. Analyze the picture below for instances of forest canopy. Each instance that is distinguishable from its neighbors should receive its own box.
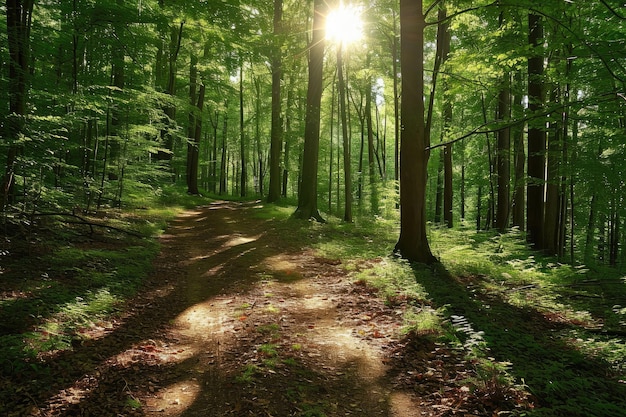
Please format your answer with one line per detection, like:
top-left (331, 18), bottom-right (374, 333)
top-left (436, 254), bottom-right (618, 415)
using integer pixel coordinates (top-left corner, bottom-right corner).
top-left (2, 0), bottom-right (626, 266)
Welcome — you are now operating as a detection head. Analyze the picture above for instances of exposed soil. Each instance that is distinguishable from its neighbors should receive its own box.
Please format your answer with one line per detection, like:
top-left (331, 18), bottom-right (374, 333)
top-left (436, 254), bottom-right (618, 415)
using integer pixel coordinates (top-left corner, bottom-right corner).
top-left (8, 201), bottom-right (521, 416)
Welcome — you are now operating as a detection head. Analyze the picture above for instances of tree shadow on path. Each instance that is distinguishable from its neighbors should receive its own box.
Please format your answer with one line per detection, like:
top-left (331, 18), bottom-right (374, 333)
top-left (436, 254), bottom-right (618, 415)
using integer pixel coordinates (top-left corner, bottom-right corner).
top-left (9, 201), bottom-right (420, 417)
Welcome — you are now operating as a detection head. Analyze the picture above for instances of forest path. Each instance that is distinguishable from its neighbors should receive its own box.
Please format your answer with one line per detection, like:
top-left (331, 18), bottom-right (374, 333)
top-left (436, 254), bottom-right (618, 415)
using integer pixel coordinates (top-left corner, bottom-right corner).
top-left (108, 201), bottom-right (422, 416)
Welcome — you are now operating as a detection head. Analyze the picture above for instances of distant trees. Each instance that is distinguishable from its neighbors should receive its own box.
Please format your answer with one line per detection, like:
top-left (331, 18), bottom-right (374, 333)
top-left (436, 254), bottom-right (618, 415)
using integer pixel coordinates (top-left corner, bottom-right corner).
top-left (1, 0), bottom-right (626, 267)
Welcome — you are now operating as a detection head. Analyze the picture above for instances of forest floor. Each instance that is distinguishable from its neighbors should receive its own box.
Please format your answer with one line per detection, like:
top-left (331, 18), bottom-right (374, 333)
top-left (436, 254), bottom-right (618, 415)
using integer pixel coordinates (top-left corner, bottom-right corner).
top-left (5, 200), bottom-right (625, 416)
top-left (1, 200), bottom-right (526, 417)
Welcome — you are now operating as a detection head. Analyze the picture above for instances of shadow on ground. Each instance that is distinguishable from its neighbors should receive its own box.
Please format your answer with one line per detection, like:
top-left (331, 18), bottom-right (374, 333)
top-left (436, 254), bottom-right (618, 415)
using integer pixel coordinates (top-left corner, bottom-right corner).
top-left (3, 201), bottom-right (418, 417)
top-left (413, 262), bottom-right (626, 417)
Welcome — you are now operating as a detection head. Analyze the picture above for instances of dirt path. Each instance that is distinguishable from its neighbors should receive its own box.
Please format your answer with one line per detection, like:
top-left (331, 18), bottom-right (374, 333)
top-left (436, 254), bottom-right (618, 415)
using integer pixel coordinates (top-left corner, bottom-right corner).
top-left (46, 201), bottom-right (424, 416)
top-left (142, 201), bottom-right (422, 416)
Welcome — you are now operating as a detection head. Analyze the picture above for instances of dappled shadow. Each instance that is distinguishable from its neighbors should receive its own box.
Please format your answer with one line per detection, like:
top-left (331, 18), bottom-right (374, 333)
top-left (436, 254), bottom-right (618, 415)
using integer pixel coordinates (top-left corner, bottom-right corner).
top-left (4, 200), bottom-right (418, 417)
top-left (412, 262), bottom-right (626, 416)
top-left (2, 201), bottom-right (307, 415)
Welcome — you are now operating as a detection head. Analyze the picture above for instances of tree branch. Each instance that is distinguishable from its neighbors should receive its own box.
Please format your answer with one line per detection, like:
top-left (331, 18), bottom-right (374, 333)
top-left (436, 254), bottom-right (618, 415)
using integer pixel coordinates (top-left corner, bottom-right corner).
top-left (599, 0), bottom-right (626, 19)
top-left (425, 2), bottom-right (499, 27)
top-left (428, 92), bottom-right (617, 151)
top-left (32, 212), bottom-right (146, 238)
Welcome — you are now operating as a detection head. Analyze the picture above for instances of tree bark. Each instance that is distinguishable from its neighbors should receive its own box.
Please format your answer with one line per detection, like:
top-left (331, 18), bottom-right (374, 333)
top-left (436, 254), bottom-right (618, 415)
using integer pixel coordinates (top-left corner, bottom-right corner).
top-left (219, 101), bottom-right (228, 195)
top-left (3, 0), bottom-right (34, 206)
top-left (158, 21), bottom-right (184, 161)
top-left (365, 59), bottom-right (379, 215)
top-left (187, 84), bottom-right (205, 195)
top-left (394, 0), bottom-right (436, 264)
top-left (337, 46), bottom-right (352, 222)
top-left (267, 0), bottom-right (283, 202)
top-left (527, 13), bottom-right (546, 248)
top-left (512, 72), bottom-right (525, 230)
top-left (293, 0), bottom-right (326, 221)
top-left (544, 83), bottom-right (564, 256)
top-left (239, 64), bottom-right (247, 197)
top-left (496, 72), bottom-right (511, 232)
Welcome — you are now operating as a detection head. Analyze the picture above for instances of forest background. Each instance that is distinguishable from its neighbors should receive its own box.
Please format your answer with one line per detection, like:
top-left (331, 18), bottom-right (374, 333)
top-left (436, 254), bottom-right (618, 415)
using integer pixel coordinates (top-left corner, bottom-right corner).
top-left (2, 0), bottom-right (626, 266)
top-left (0, 0), bottom-right (625, 264)
top-left (1, 0), bottom-right (626, 415)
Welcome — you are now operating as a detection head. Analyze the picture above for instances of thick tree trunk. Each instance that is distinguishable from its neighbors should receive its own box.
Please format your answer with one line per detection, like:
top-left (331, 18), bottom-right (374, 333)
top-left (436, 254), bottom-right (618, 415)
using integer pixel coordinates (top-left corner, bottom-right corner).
top-left (527, 13), bottom-right (546, 248)
top-left (394, 0), bottom-right (436, 264)
top-left (267, 0), bottom-right (283, 202)
top-left (3, 0), bottom-right (34, 207)
top-left (544, 83), bottom-right (564, 256)
top-left (293, 0), bottom-right (326, 221)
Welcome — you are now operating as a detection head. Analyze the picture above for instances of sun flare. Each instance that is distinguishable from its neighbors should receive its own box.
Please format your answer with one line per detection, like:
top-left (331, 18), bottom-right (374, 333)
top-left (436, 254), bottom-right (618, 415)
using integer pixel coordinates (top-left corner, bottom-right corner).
top-left (326, 3), bottom-right (364, 45)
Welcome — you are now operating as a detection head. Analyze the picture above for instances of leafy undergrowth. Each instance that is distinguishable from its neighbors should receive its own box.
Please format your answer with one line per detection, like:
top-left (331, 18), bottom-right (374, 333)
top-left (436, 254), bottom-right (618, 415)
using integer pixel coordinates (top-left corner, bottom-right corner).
top-left (0, 186), bottom-right (208, 413)
top-left (313, 218), bottom-right (626, 416)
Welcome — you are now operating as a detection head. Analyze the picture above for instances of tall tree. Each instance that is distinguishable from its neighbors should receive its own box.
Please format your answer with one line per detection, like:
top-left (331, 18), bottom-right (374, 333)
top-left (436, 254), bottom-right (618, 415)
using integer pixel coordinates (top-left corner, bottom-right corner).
top-left (511, 72), bottom-right (525, 230)
top-left (337, 41), bottom-right (352, 222)
top-left (526, 12), bottom-right (546, 248)
top-left (267, 0), bottom-right (283, 203)
top-left (2, 0), bottom-right (34, 206)
top-left (239, 62), bottom-right (247, 197)
top-left (495, 71), bottom-right (511, 232)
top-left (293, 0), bottom-right (326, 221)
top-left (394, 0), bottom-right (436, 264)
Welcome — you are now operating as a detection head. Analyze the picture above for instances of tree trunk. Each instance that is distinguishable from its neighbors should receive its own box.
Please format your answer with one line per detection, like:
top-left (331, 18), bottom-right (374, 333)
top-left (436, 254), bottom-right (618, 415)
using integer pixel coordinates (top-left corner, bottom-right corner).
top-left (584, 192), bottom-right (598, 263)
top-left (267, 0), bottom-right (283, 202)
top-left (329, 71), bottom-right (337, 213)
top-left (293, 0), bottom-right (326, 221)
top-left (512, 72), bottom-right (525, 230)
top-left (337, 46), bottom-right (352, 222)
top-left (460, 140), bottom-right (466, 220)
top-left (210, 110), bottom-right (219, 193)
top-left (527, 13), bottom-right (546, 248)
top-left (239, 64), bottom-right (247, 197)
top-left (434, 151), bottom-right (444, 223)
top-left (187, 84), bottom-right (205, 195)
top-left (158, 21), bottom-right (184, 162)
top-left (365, 61), bottom-right (379, 215)
top-left (392, 9), bottom-right (400, 208)
top-left (219, 102), bottom-right (228, 195)
top-left (496, 73), bottom-right (511, 232)
top-left (443, 142), bottom-right (453, 228)
top-left (394, 0), bottom-right (436, 264)
top-left (187, 54), bottom-right (198, 192)
top-left (3, 0), bottom-right (34, 207)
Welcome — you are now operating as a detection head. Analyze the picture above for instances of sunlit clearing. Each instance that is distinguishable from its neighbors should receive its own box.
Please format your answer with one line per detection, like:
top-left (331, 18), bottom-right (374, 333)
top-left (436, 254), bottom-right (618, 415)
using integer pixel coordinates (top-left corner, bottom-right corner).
top-left (326, 3), bottom-right (364, 45)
